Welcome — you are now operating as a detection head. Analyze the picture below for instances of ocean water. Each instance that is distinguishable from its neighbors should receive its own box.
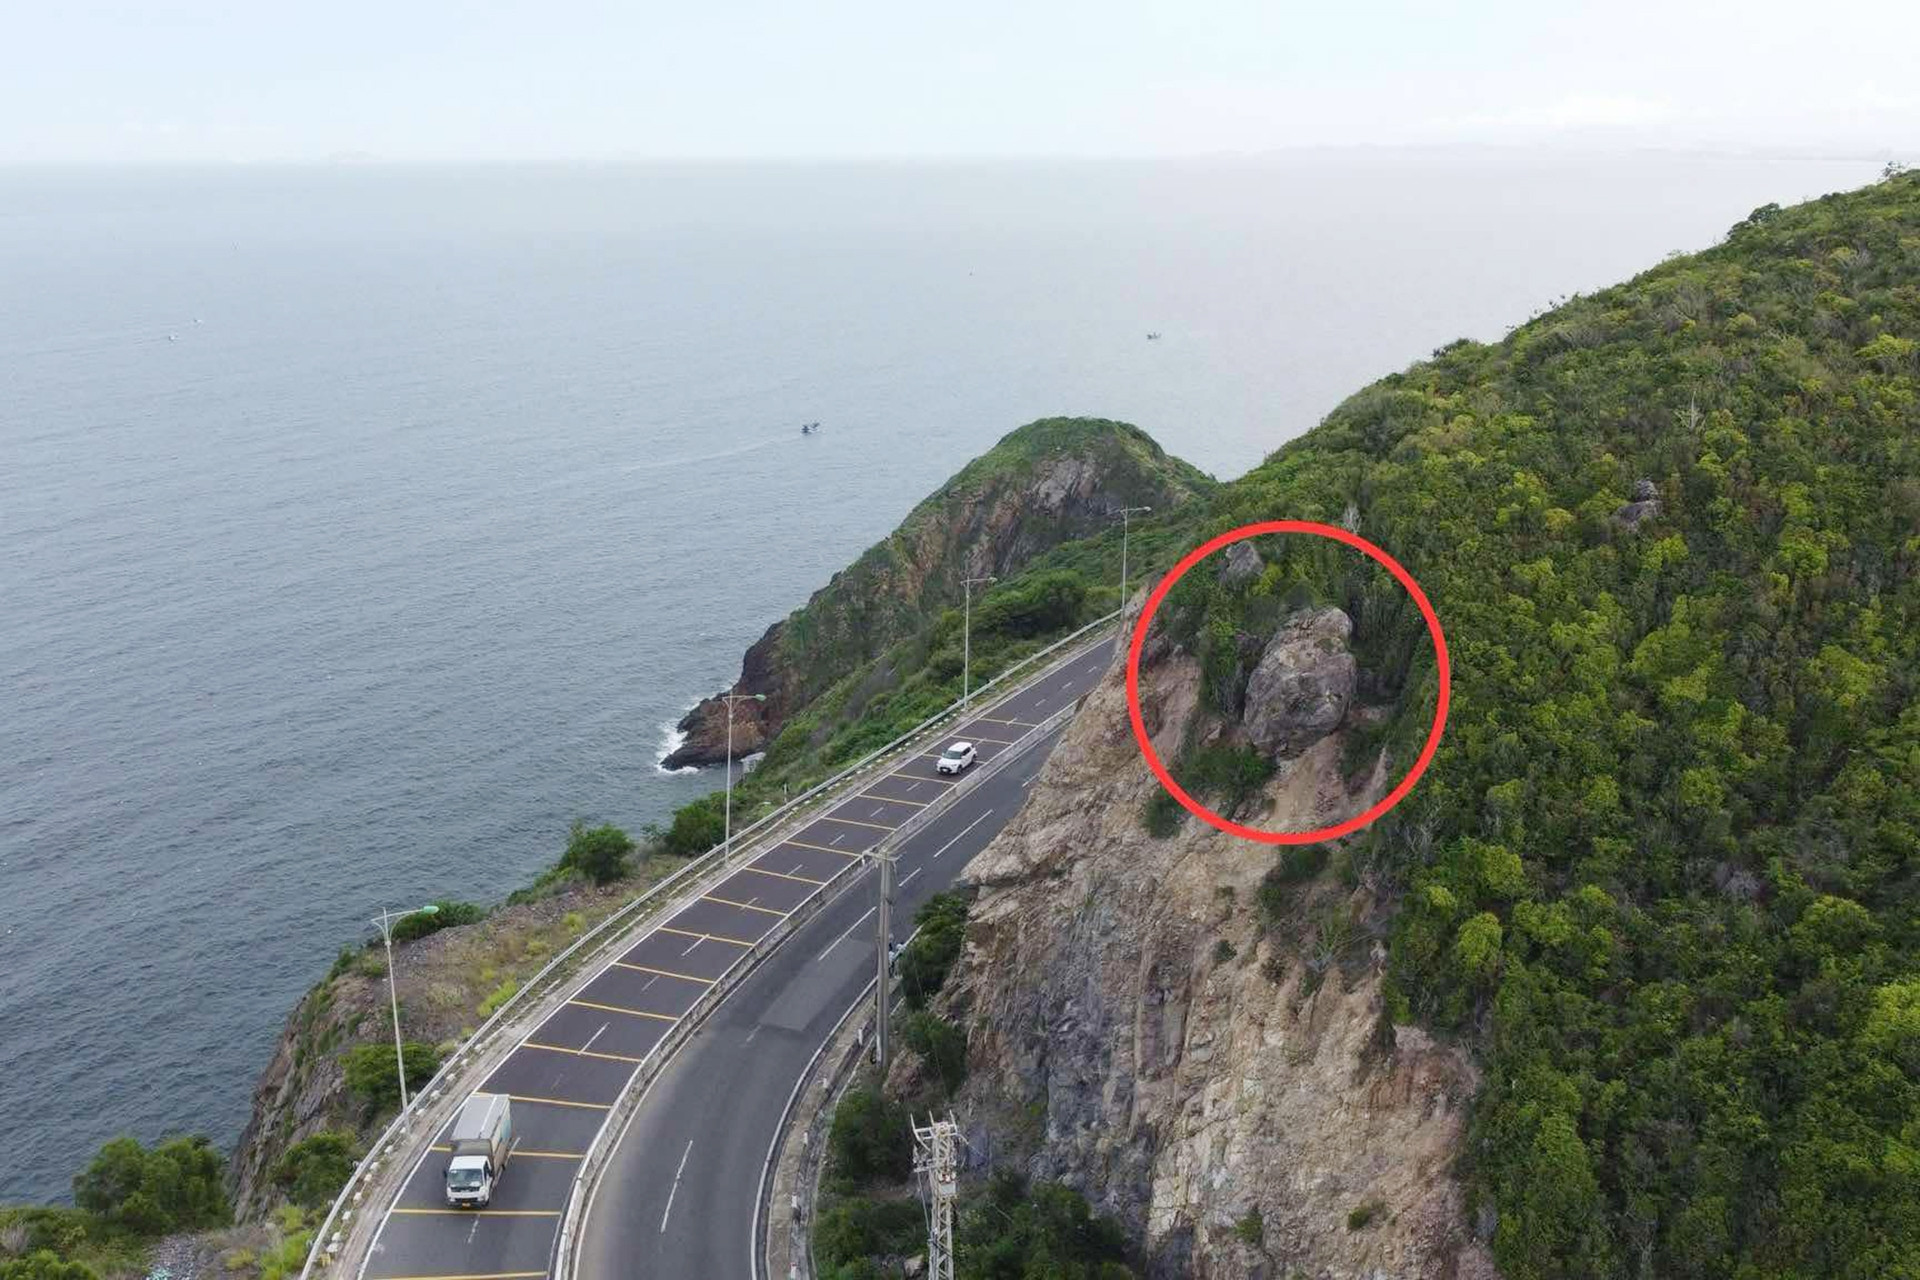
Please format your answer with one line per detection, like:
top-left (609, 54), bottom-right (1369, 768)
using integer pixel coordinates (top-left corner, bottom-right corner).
top-left (0, 153), bottom-right (1881, 1203)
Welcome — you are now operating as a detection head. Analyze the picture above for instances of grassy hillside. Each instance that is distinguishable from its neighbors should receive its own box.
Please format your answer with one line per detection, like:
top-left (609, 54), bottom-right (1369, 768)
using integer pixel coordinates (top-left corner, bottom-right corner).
top-left (1191, 170), bottom-right (1920, 1278)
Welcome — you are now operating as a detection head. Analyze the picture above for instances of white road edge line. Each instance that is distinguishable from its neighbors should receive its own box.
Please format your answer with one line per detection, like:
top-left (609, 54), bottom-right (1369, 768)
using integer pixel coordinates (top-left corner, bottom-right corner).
top-left (930, 808), bottom-right (995, 859)
top-left (818, 906), bottom-right (877, 961)
top-left (660, 1138), bottom-right (695, 1233)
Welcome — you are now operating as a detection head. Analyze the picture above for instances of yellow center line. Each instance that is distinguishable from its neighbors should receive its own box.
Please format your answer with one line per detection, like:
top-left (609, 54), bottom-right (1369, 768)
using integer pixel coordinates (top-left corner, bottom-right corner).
top-left (391, 1208), bottom-right (561, 1217)
top-left (367, 1272), bottom-right (549, 1279)
top-left (858, 789), bottom-right (928, 808)
top-left (738, 864), bottom-right (827, 886)
top-left (779, 838), bottom-right (863, 859)
top-left (814, 813), bottom-right (896, 832)
top-left (891, 774), bottom-right (954, 790)
top-left (657, 925), bottom-right (756, 947)
top-left (612, 960), bottom-right (715, 985)
top-left (505, 1093), bottom-right (614, 1110)
top-left (429, 1146), bottom-right (582, 1160)
top-left (521, 1040), bottom-right (646, 1064)
top-left (927, 731), bottom-right (1016, 746)
top-left (966, 714), bottom-right (1038, 728)
top-left (702, 893), bottom-right (790, 917)
top-left (567, 997), bottom-right (680, 1023)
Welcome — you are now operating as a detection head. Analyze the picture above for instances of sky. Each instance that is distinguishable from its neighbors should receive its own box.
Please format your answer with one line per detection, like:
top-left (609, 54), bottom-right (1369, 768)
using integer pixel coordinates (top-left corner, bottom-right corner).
top-left (4, 0), bottom-right (1918, 163)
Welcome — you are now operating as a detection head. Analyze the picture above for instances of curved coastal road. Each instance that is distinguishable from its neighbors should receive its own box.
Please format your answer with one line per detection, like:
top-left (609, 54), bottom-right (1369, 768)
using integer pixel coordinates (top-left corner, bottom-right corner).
top-left (357, 640), bottom-right (1113, 1280)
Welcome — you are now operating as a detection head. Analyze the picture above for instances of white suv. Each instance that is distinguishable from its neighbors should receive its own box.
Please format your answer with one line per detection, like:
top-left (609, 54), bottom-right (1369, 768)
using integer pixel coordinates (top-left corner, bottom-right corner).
top-left (936, 742), bottom-right (977, 775)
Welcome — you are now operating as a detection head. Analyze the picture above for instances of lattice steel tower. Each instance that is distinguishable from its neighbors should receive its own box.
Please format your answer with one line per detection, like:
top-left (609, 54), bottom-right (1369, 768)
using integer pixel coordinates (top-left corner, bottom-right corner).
top-left (913, 1114), bottom-right (960, 1280)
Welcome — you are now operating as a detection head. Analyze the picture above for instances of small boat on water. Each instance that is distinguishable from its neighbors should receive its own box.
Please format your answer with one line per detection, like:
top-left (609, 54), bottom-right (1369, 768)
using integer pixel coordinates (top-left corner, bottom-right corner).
top-left (1146, 332), bottom-right (1162, 341)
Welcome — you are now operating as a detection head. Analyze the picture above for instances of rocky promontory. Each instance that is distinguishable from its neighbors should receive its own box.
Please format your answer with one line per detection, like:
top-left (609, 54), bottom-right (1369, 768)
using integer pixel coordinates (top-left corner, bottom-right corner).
top-left (661, 418), bottom-right (1214, 768)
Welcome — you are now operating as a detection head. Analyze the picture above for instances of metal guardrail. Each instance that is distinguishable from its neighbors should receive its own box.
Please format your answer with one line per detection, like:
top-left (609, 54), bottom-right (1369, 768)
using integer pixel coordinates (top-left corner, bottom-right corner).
top-left (297, 612), bottom-right (1118, 1279)
top-left (556, 695), bottom-right (1082, 1280)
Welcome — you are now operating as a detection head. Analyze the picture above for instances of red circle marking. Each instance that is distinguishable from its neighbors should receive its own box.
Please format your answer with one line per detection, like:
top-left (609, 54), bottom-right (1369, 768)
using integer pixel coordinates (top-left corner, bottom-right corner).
top-left (1124, 520), bottom-right (1450, 845)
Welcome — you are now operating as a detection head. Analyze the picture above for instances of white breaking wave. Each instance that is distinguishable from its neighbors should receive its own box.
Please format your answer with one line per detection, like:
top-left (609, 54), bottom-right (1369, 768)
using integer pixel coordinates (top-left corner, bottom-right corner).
top-left (654, 712), bottom-right (704, 775)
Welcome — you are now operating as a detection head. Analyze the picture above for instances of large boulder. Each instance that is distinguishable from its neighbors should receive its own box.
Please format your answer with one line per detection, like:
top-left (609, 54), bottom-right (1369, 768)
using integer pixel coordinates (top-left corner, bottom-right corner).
top-left (1243, 607), bottom-right (1355, 755)
top-left (1219, 540), bottom-right (1263, 588)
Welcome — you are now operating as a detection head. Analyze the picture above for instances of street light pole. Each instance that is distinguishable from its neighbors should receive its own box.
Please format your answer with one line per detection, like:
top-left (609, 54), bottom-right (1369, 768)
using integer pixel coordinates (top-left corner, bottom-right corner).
top-left (1116, 506), bottom-right (1153, 609)
top-left (961, 575), bottom-right (996, 709)
top-left (720, 691), bottom-right (767, 860)
top-left (371, 902), bottom-right (439, 1126)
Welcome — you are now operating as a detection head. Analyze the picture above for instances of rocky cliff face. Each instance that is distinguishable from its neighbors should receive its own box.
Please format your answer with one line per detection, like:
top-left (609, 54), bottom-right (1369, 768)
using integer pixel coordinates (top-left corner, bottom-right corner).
top-left (948, 631), bottom-right (1496, 1279)
top-left (661, 418), bottom-right (1213, 768)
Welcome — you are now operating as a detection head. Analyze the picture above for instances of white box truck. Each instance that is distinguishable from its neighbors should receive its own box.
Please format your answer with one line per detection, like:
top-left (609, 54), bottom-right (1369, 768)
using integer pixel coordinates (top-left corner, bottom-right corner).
top-left (444, 1093), bottom-right (512, 1207)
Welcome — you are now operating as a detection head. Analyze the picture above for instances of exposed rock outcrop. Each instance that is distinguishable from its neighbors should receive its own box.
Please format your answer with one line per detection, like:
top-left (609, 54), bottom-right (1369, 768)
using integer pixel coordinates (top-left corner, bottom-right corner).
top-left (1243, 606), bottom-right (1356, 756)
top-left (661, 419), bottom-right (1214, 768)
top-left (1218, 540), bottom-right (1263, 589)
top-left (950, 645), bottom-right (1494, 1279)
top-left (1611, 477), bottom-right (1661, 529)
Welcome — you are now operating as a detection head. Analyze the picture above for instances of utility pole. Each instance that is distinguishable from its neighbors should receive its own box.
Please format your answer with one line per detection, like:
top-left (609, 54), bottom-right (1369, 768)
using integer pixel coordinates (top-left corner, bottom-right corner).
top-left (913, 1114), bottom-right (960, 1280)
top-left (874, 845), bottom-right (893, 1073)
top-left (720, 691), bottom-right (766, 860)
top-left (961, 575), bottom-right (996, 709)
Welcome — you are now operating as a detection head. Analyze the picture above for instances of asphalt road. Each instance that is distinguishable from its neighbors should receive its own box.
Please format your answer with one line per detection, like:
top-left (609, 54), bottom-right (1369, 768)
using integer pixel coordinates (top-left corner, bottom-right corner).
top-left (357, 639), bottom-right (1114, 1280)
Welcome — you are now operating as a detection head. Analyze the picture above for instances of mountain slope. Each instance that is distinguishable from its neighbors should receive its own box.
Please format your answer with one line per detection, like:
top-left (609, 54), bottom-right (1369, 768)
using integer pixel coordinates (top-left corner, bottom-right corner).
top-left (663, 417), bottom-right (1213, 766)
top-left (944, 172), bottom-right (1920, 1279)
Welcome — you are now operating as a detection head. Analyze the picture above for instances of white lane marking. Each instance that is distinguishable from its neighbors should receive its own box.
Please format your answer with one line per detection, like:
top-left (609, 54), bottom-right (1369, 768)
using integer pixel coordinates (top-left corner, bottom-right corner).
top-left (872, 806), bottom-right (886, 819)
top-left (819, 906), bottom-right (877, 960)
top-left (640, 975), bottom-right (657, 992)
top-left (660, 1139), bottom-right (695, 1233)
top-left (901, 868), bottom-right (922, 887)
top-left (583, 1022), bottom-right (609, 1053)
top-left (681, 936), bottom-right (703, 956)
top-left (932, 809), bottom-right (995, 859)
top-left (831, 831), bottom-right (847, 847)
top-left (744, 1025), bottom-right (760, 1045)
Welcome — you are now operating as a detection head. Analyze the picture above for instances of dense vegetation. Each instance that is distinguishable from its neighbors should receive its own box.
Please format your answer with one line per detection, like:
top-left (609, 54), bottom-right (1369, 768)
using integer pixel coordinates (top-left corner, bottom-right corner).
top-left (0, 1136), bottom-right (235, 1279)
top-left (1179, 173), bottom-right (1920, 1278)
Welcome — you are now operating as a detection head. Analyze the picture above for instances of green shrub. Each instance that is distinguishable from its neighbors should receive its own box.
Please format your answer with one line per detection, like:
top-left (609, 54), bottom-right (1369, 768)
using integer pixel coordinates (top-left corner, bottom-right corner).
top-left (898, 891), bottom-right (970, 1010)
top-left (478, 978), bottom-right (519, 1018)
top-left (1234, 1206), bottom-right (1264, 1245)
top-left (272, 1130), bottom-right (357, 1208)
top-left (1213, 938), bottom-right (1238, 964)
top-left (341, 1042), bottom-right (439, 1112)
top-left (1177, 744), bottom-right (1273, 817)
top-left (1347, 1201), bottom-right (1383, 1231)
top-left (662, 795), bottom-right (725, 858)
top-left (0, 1253), bottom-right (98, 1280)
top-left (1142, 790), bottom-right (1182, 837)
top-left (902, 1012), bottom-right (968, 1097)
top-left (560, 821), bottom-right (635, 884)
top-left (826, 1085), bottom-right (911, 1188)
top-left (814, 1196), bottom-right (925, 1273)
top-left (958, 1171), bottom-right (1133, 1277)
top-left (389, 901), bottom-right (485, 943)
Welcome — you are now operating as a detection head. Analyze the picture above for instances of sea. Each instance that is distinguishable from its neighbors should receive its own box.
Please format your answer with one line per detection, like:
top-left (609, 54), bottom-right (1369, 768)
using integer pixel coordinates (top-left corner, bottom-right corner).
top-left (0, 151), bottom-right (1882, 1203)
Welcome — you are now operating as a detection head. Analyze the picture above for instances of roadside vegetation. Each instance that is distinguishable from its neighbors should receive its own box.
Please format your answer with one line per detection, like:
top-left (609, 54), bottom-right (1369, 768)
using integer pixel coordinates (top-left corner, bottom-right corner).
top-left (813, 893), bottom-right (1137, 1278)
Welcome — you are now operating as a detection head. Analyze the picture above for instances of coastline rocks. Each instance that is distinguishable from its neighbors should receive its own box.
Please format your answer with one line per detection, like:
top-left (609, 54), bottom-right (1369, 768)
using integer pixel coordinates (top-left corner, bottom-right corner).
top-left (1242, 606), bottom-right (1355, 755)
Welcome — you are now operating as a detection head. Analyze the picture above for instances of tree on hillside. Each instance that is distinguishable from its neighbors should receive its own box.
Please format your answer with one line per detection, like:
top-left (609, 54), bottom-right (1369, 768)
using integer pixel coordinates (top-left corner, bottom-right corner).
top-left (71, 1135), bottom-right (228, 1236)
top-left (560, 820), bottom-right (635, 884)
